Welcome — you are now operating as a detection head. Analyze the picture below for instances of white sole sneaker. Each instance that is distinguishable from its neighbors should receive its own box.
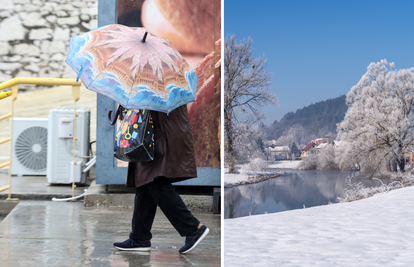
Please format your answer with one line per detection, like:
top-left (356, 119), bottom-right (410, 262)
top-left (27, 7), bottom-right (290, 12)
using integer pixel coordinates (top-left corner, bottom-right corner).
top-left (180, 227), bottom-right (210, 254)
top-left (114, 246), bottom-right (151, 252)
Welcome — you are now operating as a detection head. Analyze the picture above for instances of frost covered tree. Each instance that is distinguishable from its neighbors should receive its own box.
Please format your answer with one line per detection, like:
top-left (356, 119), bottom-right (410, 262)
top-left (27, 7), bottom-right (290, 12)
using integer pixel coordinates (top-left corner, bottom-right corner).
top-left (297, 154), bottom-right (318, 170)
top-left (240, 157), bottom-right (268, 175)
top-left (335, 141), bottom-right (358, 171)
top-left (256, 137), bottom-right (265, 155)
top-left (297, 145), bottom-right (339, 170)
top-left (227, 119), bottom-right (267, 164)
top-left (337, 60), bottom-right (414, 173)
top-left (317, 144), bottom-right (339, 171)
top-left (224, 34), bottom-right (277, 173)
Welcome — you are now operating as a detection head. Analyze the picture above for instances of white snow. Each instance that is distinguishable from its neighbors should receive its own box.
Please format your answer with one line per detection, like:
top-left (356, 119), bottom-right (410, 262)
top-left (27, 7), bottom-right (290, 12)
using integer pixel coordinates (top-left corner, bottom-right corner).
top-left (268, 160), bottom-right (301, 169)
top-left (267, 145), bottom-right (290, 152)
top-left (224, 172), bottom-right (250, 185)
top-left (224, 186), bottom-right (414, 266)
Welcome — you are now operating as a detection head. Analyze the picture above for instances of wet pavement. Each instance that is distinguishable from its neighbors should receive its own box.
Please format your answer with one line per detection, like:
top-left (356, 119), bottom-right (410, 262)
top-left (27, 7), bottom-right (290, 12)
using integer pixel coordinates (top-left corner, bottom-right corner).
top-left (0, 200), bottom-right (221, 267)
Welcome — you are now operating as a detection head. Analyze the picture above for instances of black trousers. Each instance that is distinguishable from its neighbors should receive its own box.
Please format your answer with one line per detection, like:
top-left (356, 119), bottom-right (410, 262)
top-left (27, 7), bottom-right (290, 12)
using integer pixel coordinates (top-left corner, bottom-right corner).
top-left (129, 177), bottom-right (200, 241)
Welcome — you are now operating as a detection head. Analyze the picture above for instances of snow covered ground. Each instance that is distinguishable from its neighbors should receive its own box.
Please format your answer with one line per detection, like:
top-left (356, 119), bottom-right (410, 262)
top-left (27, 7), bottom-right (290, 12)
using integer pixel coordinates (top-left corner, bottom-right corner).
top-left (224, 186), bottom-right (414, 266)
top-left (268, 160), bottom-right (301, 169)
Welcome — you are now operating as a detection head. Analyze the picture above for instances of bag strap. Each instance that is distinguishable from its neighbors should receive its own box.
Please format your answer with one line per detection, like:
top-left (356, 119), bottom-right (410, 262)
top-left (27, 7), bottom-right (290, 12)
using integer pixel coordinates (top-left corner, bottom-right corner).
top-left (108, 105), bottom-right (125, 125)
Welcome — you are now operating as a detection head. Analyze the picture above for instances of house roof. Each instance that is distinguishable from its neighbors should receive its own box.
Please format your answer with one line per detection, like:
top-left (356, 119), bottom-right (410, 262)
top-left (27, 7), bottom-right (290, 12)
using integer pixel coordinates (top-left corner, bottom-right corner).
top-left (265, 140), bottom-right (277, 146)
top-left (268, 145), bottom-right (289, 151)
top-left (316, 143), bottom-right (328, 149)
top-left (334, 140), bottom-right (342, 147)
top-left (302, 142), bottom-right (315, 151)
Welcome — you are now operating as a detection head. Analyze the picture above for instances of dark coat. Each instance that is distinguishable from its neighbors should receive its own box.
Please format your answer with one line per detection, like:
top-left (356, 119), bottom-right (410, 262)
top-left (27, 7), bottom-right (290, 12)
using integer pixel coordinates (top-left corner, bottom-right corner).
top-left (126, 105), bottom-right (197, 187)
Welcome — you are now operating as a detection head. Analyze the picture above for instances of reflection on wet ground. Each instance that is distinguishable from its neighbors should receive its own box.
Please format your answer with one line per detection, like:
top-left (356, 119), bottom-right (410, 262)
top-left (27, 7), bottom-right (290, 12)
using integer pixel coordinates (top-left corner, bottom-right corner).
top-left (225, 169), bottom-right (391, 219)
top-left (0, 201), bottom-right (221, 267)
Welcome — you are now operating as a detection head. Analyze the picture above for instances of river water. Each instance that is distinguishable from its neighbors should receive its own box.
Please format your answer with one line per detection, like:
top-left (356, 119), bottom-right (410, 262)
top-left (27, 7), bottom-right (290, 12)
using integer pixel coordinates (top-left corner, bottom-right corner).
top-left (224, 169), bottom-right (391, 219)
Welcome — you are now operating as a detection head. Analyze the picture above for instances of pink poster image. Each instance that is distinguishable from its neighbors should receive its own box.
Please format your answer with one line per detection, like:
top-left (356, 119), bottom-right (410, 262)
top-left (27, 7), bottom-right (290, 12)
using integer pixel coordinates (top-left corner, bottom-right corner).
top-left (116, 0), bottom-right (221, 168)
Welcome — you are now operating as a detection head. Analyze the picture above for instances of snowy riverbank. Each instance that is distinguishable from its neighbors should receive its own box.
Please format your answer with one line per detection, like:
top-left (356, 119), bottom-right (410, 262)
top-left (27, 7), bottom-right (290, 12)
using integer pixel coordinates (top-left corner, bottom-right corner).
top-left (224, 186), bottom-right (414, 266)
top-left (224, 172), bottom-right (285, 188)
top-left (224, 161), bottom-right (300, 187)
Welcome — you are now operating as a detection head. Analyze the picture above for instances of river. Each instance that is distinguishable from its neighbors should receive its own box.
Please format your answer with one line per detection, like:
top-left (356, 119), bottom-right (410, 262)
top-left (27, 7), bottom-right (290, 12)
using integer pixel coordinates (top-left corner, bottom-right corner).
top-left (224, 169), bottom-right (391, 219)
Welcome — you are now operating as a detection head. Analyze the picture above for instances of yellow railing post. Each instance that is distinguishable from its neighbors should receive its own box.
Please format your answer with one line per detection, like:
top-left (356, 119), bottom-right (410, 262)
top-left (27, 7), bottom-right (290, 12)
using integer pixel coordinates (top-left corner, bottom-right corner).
top-left (0, 89), bottom-right (12, 100)
top-left (0, 77), bottom-right (82, 201)
top-left (71, 85), bottom-right (80, 198)
top-left (6, 85), bottom-right (19, 200)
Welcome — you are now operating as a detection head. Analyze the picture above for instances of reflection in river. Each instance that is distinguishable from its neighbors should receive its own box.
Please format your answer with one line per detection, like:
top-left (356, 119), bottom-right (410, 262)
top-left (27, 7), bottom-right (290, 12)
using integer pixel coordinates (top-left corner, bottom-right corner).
top-left (224, 169), bottom-right (390, 219)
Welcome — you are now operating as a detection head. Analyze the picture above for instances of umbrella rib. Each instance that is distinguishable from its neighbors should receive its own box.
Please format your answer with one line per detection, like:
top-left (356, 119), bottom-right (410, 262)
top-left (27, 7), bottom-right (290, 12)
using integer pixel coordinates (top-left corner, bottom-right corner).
top-left (148, 40), bottom-right (179, 65)
top-left (149, 40), bottom-right (182, 75)
top-left (90, 39), bottom-right (137, 50)
top-left (145, 43), bottom-right (169, 83)
top-left (101, 29), bottom-right (141, 41)
top-left (131, 48), bottom-right (144, 90)
top-left (93, 43), bottom-right (140, 86)
top-left (91, 41), bottom-right (137, 67)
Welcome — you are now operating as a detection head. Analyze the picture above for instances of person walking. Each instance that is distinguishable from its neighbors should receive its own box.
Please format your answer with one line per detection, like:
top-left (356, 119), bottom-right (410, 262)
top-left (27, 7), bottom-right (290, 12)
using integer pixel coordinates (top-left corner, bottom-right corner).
top-left (113, 104), bottom-right (209, 254)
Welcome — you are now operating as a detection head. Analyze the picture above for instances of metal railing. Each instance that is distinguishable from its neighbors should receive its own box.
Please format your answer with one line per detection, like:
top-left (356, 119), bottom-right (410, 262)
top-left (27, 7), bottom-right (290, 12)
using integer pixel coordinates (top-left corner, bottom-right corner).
top-left (0, 77), bottom-right (82, 200)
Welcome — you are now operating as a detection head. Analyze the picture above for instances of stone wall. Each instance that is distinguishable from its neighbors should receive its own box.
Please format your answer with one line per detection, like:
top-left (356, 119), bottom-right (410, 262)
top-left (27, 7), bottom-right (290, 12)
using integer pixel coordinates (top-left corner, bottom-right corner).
top-left (0, 0), bottom-right (98, 89)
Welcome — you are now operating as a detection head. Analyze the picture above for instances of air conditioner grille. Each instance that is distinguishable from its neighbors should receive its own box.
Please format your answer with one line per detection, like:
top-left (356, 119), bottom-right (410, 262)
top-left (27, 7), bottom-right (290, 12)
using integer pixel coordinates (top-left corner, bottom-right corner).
top-left (15, 126), bottom-right (48, 171)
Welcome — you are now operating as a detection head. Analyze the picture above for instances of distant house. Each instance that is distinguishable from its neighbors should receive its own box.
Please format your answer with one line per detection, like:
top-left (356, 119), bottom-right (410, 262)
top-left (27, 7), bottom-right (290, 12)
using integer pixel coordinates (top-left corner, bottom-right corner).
top-left (315, 141), bottom-right (336, 152)
top-left (333, 140), bottom-right (343, 148)
top-left (315, 142), bottom-right (329, 150)
top-left (266, 145), bottom-right (290, 160)
top-left (314, 138), bottom-right (331, 145)
top-left (301, 138), bottom-right (331, 157)
top-left (301, 142), bottom-right (316, 157)
top-left (314, 138), bottom-right (324, 145)
top-left (265, 140), bottom-right (278, 147)
top-left (404, 151), bottom-right (414, 164)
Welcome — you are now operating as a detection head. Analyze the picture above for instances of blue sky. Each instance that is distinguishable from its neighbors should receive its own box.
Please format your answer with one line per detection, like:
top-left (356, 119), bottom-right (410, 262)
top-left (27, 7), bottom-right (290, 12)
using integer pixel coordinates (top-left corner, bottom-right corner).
top-left (224, 0), bottom-right (414, 125)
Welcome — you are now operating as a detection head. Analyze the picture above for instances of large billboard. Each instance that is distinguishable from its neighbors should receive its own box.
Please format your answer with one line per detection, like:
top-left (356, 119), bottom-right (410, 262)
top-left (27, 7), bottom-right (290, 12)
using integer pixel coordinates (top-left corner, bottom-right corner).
top-left (116, 0), bottom-right (221, 170)
top-left (95, 0), bottom-right (221, 185)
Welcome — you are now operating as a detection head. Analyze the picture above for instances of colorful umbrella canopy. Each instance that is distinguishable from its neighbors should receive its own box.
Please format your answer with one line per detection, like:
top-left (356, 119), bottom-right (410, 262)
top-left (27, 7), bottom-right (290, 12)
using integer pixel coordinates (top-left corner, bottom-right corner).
top-left (66, 24), bottom-right (198, 114)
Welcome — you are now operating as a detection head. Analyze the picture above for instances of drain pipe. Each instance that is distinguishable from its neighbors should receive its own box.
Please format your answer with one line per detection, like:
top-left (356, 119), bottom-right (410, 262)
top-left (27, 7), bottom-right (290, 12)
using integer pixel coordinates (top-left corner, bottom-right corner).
top-left (52, 189), bottom-right (87, 202)
top-left (51, 155), bottom-right (96, 202)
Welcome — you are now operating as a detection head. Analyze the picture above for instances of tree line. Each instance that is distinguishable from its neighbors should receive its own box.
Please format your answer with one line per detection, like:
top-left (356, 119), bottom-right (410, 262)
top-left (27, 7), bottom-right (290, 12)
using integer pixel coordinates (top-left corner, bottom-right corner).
top-left (266, 95), bottom-right (348, 148)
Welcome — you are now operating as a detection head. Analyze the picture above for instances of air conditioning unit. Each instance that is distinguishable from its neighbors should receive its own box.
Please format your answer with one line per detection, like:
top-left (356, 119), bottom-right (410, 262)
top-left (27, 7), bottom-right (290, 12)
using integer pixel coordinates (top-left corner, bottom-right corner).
top-left (11, 118), bottom-right (48, 176)
top-left (47, 106), bottom-right (90, 184)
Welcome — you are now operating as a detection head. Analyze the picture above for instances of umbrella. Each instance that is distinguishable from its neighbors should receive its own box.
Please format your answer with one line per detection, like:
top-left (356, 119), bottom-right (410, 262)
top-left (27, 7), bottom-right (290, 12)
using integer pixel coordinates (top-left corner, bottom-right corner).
top-left (65, 24), bottom-right (198, 114)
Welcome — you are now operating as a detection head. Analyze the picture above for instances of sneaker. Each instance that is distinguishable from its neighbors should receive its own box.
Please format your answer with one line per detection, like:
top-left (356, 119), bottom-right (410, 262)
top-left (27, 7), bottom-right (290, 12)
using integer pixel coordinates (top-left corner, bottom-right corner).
top-left (113, 239), bottom-right (151, 251)
top-left (179, 225), bottom-right (210, 254)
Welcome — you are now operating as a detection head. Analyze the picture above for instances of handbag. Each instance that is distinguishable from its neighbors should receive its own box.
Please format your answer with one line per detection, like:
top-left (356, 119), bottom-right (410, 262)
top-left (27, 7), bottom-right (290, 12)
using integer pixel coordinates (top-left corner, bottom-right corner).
top-left (108, 105), bottom-right (155, 162)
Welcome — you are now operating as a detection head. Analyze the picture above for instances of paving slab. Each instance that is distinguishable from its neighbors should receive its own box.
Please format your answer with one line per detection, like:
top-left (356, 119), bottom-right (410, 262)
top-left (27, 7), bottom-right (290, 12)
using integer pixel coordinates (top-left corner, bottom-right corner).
top-left (0, 200), bottom-right (221, 267)
top-left (0, 172), bottom-right (87, 200)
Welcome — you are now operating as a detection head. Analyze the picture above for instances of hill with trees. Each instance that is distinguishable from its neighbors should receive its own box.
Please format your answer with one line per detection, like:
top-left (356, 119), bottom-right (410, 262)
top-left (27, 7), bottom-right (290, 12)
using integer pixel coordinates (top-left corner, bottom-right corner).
top-left (266, 95), bottom-right (348, 147)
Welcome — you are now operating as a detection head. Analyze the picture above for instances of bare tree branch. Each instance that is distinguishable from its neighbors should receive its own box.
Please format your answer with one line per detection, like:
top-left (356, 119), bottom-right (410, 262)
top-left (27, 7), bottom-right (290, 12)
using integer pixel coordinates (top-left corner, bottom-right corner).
top-left (224, 34), bottom-right (278, 173)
